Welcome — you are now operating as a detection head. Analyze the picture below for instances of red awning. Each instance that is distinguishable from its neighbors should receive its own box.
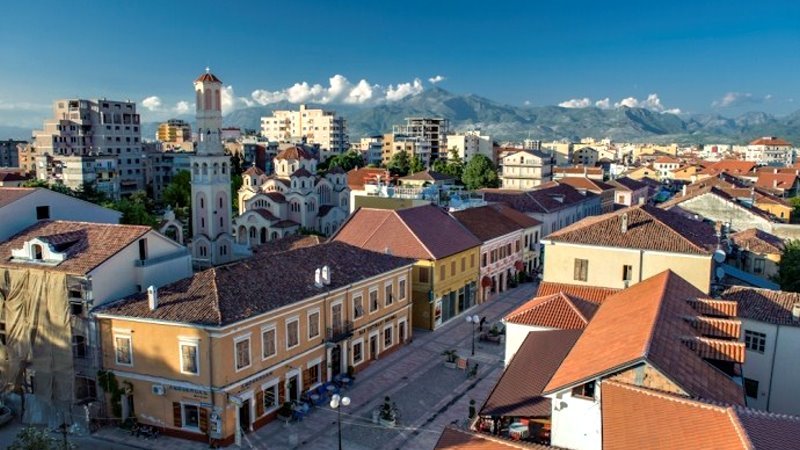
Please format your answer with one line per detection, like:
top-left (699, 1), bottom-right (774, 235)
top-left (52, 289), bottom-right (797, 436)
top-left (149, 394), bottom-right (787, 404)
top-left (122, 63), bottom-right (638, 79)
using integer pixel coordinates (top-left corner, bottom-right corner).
top-left (481, 276), bottom-right (492, 288)
top-left (514, 261), bottom-right (524, 271)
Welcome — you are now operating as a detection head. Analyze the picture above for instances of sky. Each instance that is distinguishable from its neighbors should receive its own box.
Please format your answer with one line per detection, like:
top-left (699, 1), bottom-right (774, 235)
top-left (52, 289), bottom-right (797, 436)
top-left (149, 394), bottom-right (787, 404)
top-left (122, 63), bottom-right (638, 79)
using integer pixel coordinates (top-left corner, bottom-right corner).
top-left (1, 0), bottom-right (799, 128)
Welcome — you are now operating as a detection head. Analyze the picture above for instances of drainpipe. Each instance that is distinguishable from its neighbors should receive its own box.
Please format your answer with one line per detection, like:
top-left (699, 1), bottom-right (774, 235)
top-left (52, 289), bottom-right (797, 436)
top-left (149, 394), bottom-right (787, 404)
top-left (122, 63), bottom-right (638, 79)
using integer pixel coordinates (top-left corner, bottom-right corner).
top-left (766, 325), bottom-right (780, 411)
top-left (208, 331), bottom-right (215, 446)
top-left (638, 249), bottom-right (644, 283)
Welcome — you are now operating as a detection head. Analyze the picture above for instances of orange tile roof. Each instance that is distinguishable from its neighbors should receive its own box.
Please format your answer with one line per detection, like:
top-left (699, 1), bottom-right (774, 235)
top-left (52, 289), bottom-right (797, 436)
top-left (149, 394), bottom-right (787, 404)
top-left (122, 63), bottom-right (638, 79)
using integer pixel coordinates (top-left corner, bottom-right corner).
top-left (545, 204), bottom-right (718, 255)
top-left (699, 160), bottom-right (757, 175)
top-left (721, 286), bottom-right (800, 328)
top-left (536, 281), bottom-right (620, 303)
top-left (749, 137), bottom-right (792, 146)
top-left (755, 172), bottom-right (798, 190)
top-left (488, 203), bottom-right (542, 228)
top-left (505, 293), bottom-right (598, 329)
top-left (729, 228), bottom-right (785, 254)
top-left (434, 427), bottom-right (549, 450)
top-left (452, 205), bottom-right (525, 241)
top-left (346, 167), bottom-right (391, 190)
top-left (543, 271), bottom-right (745, 405)
top-left (556, 177), bottom-right (614, 193)
top-left (275, 146), bottom-right (314, 160)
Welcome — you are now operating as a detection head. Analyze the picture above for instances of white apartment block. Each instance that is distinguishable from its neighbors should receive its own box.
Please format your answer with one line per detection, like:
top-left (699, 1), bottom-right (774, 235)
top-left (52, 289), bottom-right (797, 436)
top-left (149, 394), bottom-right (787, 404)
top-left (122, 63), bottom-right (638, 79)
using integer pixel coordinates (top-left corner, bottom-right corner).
top-left (500, 149), bottom-right (554, 189)
top-left (746, 137), bottom-right (795, 166)
top-left (32, 99), bottom-right (144, 195)
top-left (447, 130), bottom-right (493, 161)
top-left (393, 117), bottom-right (450, 161)
top-left (35, 154), bottom-right (120, 199)
top-left (260, 104), bottom-right (348, 162)
top-left (358, 136), bottom-right (384, 166)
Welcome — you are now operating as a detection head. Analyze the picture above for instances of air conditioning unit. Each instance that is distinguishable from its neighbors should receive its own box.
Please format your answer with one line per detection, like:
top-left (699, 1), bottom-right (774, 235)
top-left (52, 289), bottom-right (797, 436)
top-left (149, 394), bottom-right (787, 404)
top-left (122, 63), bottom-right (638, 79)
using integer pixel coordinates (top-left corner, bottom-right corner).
top-left (151, 384), bottom-right (165, 396)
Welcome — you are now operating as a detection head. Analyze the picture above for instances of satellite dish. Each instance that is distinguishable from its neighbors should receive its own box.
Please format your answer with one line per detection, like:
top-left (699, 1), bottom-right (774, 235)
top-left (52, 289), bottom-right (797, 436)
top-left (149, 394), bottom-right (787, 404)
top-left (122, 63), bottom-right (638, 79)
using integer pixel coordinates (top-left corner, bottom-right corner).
top-left (713, 249), bottom-right (726, 263)
top-left (715, 267), bottom-right (726, 280)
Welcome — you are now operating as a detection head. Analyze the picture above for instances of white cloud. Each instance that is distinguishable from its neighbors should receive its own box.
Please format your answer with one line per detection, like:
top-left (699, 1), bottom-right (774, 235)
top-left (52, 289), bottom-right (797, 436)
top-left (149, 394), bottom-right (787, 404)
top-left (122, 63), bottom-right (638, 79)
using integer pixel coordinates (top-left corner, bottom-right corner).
top-left (559, 97), bottom-right (591, 108)
top-left (712, 92), bottom-right (771, 108)
top-left (249, 74), bottom-right (424, 107)
top-left (140, 95), bottom-right (196, 116)
top-left (428, 75), bottom-right (446, 84)
top-left (141, 96), bottom-right (163, 111)
top-left (595, 98), bottom-right (611, 109)
top-left (174, 101), bottom-right (191, 114)
top-left (524, 100), bottom-right (531, 106)
top-left (220, 85), bottom-right (253, 114)
top-left (0, 100), bottom-right (50, 111)
top-left (614, 93), bottom-right (681, 114)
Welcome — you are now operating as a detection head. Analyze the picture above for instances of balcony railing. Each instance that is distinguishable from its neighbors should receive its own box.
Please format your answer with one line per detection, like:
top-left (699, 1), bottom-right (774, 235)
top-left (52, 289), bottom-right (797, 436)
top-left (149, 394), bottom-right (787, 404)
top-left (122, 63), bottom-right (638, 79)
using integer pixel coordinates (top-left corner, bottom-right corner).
top-left (326, 321), bottom-right (353, 343)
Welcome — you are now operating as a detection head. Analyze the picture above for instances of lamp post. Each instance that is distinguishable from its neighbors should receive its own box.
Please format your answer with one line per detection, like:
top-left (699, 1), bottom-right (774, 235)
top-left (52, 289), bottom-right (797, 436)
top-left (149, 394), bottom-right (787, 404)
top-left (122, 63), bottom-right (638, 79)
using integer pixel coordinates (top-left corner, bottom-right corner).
top-left (466, 314), bottom-right (480, 356)
top-left (330, 393), bottom-right (351, 450)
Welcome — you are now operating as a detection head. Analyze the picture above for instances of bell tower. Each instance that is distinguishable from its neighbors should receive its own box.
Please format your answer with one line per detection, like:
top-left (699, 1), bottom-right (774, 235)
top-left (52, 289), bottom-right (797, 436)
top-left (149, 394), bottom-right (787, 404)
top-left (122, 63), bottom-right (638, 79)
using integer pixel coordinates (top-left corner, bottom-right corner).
top-left (190, 68), bottom-right (233, 267)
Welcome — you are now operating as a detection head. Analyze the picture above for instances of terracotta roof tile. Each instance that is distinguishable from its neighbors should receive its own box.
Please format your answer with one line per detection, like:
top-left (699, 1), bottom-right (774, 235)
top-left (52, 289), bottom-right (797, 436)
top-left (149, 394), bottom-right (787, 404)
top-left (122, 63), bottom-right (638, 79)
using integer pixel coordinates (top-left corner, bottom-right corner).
top-left (96, 241), bottom-right (414, 326)
top-left (488, 203), bottom-right (542, 228)
top-left (505, 293), bottom-right (598, 329)
top-left (195, 72), bottom-right (221, 83)
top-left (452, 206), bottom-right (523, 242)
top-left (480, 330), bottom-right (582, 418)
top-left (607, 177), bottom-right (647, 192)
top-left (545, 204), bottom-right (717, 255)
top-left (556, 177), bottom-right (614, 193)
top-left (400, 169), bottom-right (455, 182)
top-left (544, 271), bottom-right (745, 405)
top-left (535, 282), bottom-right (620, 303)
top-left (0, 187), bottom-right (36, 207)
top-left (749, 137), bottom-right (792, 146)
top-left (346, 167), bottom-right (391, 190)
top-left (481, 184), bottom-right (594, 214)
top-left (721, 286), bottom-right (800, 328)
top-left (729, 228), bottom-right (784, 254)
top-left (251, 235), bottom-right (323, 256)
top-left (655, 156), bottom-right (680, 164)
top-left (735, 407), bottom-right (800, 449)
top-left (243, 166), bottom-right (265, 176)
top-left (699, 160), bottom-right (757, 176)
top-left (755, 173), bottom-right (798, 190)
top-left (553, 165), bottom-right (603, 175)
top-left (276, 146), bottom-right (314, 160)
top-left (434, 427), bottom-right (550, 450)
top-left (0, 220), bottom-right (150, 275)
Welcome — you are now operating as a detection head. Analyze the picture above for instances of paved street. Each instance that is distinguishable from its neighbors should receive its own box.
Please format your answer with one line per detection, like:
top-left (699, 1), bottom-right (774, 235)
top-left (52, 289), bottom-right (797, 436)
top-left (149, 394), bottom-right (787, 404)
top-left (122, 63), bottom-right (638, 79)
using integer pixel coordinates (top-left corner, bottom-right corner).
top-left (90, 282), bottom-right (537, 450)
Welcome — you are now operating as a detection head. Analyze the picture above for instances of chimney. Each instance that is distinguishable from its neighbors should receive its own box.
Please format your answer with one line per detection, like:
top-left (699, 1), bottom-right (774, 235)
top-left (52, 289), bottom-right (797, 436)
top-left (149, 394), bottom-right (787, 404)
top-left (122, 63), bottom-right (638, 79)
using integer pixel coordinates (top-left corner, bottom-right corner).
top-left (773, 179), bottom-right (778, 188)
top-left (792, 303), bottom-right (800, 322)
top-left (314, 268), bottom-right (323, 288)
top-left (773, 168), bottom-right (778, 174)
top-left (621, 213), bottom-right (629, 233)
top-left (682, 184), bottom-right (687, 197)
top-left (147, 285), bottom-right (158, 310)
top-left (322, 265), bottom-right (331, 285)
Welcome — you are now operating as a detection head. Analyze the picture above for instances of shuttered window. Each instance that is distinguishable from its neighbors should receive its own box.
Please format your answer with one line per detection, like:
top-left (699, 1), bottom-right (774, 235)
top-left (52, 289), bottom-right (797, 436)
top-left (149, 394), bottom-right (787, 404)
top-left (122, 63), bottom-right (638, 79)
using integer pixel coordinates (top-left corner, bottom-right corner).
top-left (173, 402), bottom-right (182, 427)
top-left (573, 259), bottom-right (589, 282)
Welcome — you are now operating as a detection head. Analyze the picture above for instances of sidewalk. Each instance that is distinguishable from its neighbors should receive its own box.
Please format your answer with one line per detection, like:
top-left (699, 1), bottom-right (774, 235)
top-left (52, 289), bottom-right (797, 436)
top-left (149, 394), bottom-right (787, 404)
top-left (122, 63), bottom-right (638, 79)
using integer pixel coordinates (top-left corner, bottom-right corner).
top-left (92, 282), bottom-right (538, 450)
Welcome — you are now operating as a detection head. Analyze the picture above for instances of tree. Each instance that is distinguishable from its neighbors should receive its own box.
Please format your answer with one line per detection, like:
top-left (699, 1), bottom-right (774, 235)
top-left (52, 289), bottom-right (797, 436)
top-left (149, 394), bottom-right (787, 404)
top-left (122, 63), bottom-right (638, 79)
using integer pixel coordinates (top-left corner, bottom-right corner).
top-left (161, 170), bottom-right (191, 209)
top-left (387, 150), bottom-right (411, 177)
top-left (788, 196), bottom-right (800, 224)
top-left (775, 239), bottom-right (800, 292)
top-left (113, 191), bottom-right (158, 227)
top-left (326, 150), bottom-right (365, 172)
top-left (409, 156), bottom-right (425, 174)
top-left (462, 154), bottom-right (500, 190)
top-left (431, 158), bottom-right (448, 174)
top-left (74, 183), bottom-right (110, 205)
top-left (23, 179), bottom-right (73, 196)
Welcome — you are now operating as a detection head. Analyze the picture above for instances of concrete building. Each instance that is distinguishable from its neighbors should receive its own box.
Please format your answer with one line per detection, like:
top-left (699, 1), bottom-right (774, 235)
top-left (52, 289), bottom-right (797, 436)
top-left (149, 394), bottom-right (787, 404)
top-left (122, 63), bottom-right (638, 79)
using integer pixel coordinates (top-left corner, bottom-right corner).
top-left (260, 104), bottom-right (348, 162)
top-left (35, 153), bottom-right (120, 199)
top-left (156, 119), bottom-right (192, 150)
top-left (93, 239), bottom-right (414, 446)
top-left (0, 139), bottom-right (24, 168)
top-left (607, 176), bottom-right (648, 206)
top-left (356, 135), bottom-right (384, 166)
top-left (540, 141), bottom-right (573, 166)
top-left (500, 150), bottom-right (554, 189)
top-left (381, 133), bottom-right (432, 167)
top-left (542, 204), bottom-right (717, 293)
top-left (746, 137), bottom-right (795, 166)
top-left (32, 98), bottom-right (144, 195)
top-left (446, 130), bottom-right (492, 161)
top-left (393, 117), bottom-right (449, 161)
top-left (144, 149), bottom-right (192, 202)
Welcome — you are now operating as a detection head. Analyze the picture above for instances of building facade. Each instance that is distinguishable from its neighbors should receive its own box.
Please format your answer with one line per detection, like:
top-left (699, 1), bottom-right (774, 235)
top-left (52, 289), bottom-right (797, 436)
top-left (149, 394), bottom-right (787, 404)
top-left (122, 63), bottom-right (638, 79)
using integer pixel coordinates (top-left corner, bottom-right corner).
top-left (500, 150), bottom-right (554, 189)
top-left (0, 139), bottom-right (24, 168)
top-left (156, 119), bottom-right (193, 150)
top-left (35, 154), bottom-right (120, 199)
top-left (393, 117), bottom-right (449, 161)
top-left (746, 137), bottom-right (795, 166)
top-left (446, 131), bottom-right (492, 161)
top-left (260, 104), bottom-right (348, 162)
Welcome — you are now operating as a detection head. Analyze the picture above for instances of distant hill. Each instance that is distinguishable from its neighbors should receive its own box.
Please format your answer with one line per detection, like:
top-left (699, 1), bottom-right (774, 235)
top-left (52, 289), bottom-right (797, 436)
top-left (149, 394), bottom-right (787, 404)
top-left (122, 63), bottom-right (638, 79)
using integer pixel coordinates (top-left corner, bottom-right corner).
top-left (219, 87), bottom-right (800, 145)
top-left (0, 125), bottom-right (32, 141)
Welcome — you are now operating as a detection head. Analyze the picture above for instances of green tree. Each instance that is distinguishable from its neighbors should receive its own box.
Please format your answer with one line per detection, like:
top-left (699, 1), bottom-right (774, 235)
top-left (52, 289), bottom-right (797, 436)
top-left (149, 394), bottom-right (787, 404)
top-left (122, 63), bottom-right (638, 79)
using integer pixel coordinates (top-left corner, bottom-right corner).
top-left (74, 183), bottom-right (110, 205)
top-left (431, 158), bottom-right (448, 174)
top-left (788, 197), bottom-right (800, 224)
top-left (775, 239), bottom-right (800, 292)
top-left (409, 155), bottom-right (425, 174)
top-left (162, 170), bottom-right (191, 209)
top-left (387, 150), bottom-right (411, 177)
top-left (8, 426), bottom-right (75, 450)
top-left (113, 191), bottom-right (158, 227)
top-left (326, 150), bottom-right (365, 172)
top-left (441, 148), bottom-right (464, 179)
top-left (23, 179), bottom-right (74, 196)
top-left (462, 154), bottom-right (499, 190)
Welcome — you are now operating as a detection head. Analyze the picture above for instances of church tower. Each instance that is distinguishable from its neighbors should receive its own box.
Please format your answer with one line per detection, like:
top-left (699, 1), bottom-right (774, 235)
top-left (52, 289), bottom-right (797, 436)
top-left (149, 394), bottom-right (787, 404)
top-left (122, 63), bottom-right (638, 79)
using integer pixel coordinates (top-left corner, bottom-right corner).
top-left (190, 69), bottom-right (234, 267)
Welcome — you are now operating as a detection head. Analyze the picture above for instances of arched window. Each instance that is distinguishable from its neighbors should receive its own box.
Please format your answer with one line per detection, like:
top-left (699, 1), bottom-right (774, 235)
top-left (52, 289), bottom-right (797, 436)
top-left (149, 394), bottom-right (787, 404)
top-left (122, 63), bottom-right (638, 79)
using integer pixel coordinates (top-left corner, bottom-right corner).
top-left (213, 163), bottom-right (219, 175)
top-left (204, 89), bottom-right (212, 111)
top-left (32, 244), bottom-right (43, 260)
top-left (196, 90), bottom-right (202, 108)
top-left (215, 89), bottom-right (221, 111)
top-left (202, 163), bottom-right (208, 175)
top-left (222, 163), bottom-right (227, 174)
top-left (249, 227), bottom-right (256, 238)
top-left (260, 228), bottom-right (267, 243)
top-left (219, 197), bottom-right (223, 208)
top-left (193, 163), bottom-right (199, 175)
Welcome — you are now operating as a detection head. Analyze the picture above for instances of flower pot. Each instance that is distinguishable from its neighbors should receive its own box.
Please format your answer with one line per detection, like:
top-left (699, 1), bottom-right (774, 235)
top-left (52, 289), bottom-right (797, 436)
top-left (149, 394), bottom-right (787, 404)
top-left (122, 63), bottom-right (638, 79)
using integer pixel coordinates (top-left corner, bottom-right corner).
top-left (379, 417), bottom-right (396, 428)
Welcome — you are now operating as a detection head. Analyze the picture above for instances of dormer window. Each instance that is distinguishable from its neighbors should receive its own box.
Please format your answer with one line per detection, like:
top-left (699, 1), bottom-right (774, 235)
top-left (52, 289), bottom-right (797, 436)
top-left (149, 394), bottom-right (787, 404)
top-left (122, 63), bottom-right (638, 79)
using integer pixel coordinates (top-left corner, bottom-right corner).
top-left (32, 244), bottom-right (43, 260)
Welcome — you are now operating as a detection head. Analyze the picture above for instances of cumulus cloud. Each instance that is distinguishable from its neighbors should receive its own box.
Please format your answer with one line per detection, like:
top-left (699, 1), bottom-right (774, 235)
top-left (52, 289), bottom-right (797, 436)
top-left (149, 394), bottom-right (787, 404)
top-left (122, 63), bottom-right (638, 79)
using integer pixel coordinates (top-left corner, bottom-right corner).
top-left (558, 97), bottom-right (591, 108)
top-left (712, 92), bottom-right (772, 108)
top-left (557, 93), bottom-right (680, 114)
top-left (250, 74), bottom-right (424, 106)
top-left (140, 95), bottom-right (195, 115)
top-left (220, 85), bottom-right (253, 114)
top-left (174, 101), bottom-right (191, 114)
top-left (428, 75), bottom-right (446, 84)
top-left (141, 96), bottom-right (163, 111)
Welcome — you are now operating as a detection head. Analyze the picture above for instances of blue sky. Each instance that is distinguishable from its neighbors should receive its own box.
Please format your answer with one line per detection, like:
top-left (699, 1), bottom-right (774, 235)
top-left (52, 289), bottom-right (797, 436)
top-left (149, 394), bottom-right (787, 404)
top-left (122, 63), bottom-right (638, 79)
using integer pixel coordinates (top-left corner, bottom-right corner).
top-left (1, 0), bottom-right (799, 127)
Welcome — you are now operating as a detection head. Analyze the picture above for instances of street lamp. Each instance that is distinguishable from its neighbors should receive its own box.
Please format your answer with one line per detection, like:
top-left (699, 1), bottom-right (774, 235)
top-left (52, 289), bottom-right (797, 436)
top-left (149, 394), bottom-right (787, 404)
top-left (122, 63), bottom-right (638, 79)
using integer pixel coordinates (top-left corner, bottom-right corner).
top-left (466, 314), bottom-right (480, 356)
top-left (330, 393), bottom-right (351, 450)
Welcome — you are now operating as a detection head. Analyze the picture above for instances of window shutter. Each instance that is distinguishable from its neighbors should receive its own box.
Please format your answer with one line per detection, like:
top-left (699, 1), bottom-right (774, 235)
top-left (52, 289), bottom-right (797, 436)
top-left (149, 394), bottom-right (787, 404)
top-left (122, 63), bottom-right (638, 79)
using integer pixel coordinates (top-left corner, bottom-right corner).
top-left (173, 402), bottom-right (182, 428)
top-left (199, 408), bottom-right (209, 433)
top-left (302, 368), bottom-right (312, 389)
top-left (278, 380), bottom-right (286, 405)
top-left (256, 390), bottom-right (265, 417)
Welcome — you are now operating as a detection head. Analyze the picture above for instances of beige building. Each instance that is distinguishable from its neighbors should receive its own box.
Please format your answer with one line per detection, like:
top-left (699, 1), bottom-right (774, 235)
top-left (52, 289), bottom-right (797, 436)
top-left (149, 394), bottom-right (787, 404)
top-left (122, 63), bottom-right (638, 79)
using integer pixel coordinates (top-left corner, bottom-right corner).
top-left (94, 239), bottom-right (414, 446)
top-left (541, 204), bottom-right (717, 294)
top-left (381, 133), bottom-right (432, 166)
top-left (500, 150), bottom-right (555, 189)
top-left (35, 153), bottom-right (120, 199)
top-left (260, 104), bottom-right (348, 162)
top-left (393, 117), bottom-right (449, 161)
top-left (540, 141), bottom-right (573, 166)
top-left (156, 119), bottom-right (193, 150)
top-left (446, 130), bottom-right (492, 161)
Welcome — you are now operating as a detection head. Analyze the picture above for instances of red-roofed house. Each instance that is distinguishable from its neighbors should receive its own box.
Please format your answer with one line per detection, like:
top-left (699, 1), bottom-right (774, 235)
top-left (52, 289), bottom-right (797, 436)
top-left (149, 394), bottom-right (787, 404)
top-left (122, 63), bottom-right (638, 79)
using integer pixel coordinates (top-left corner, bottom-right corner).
top-left (755, 171), bottom-right (799, 197)
top-left (746, 136), bottom-right (795, 166)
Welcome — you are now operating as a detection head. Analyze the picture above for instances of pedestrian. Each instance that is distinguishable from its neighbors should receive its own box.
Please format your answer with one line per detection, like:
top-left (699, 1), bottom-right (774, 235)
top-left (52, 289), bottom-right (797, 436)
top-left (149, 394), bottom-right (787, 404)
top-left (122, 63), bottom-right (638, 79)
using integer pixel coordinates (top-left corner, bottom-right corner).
top-left (468, 399), bottom-right (476, 420)
top-left (479, 316), bottom-right (486, 332)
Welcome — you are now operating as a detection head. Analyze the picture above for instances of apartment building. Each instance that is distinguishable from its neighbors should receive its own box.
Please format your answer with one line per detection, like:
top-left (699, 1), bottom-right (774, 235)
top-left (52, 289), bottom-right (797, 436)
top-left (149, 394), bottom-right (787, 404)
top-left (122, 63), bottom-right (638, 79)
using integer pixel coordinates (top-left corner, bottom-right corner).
top-left (746, 137), bottom-right (795, 166)
top-left (542, 204), bottom-right (717, 293)
top-left (446, 130), bottom-right (492, 161)
top-left (32, 98), bottom-right (144, 195)
top-left (607, 176), bottom-right (648, 206)
top-left (540, 141), bottom-right (573, 166)
top-left (144, 148), bottom-right (192, 202)
top-left (393, 117), bottom-right (449, 161)
top-left (0, 220), bottom-right (191, 426)
top-left (0, 139), bottom-right (24, 168)
top-left (333, 204), bottom-right (481, 330)
top-left (356, 135), bottom-right (384, 166)
top-left (727, 228), bottom-right (784, 284)
top-left (555, 177), bottom-right (615, 213)
top-left (500, 150), bottom-right (554, 189)
top-left (93, 240), bottom-right (414, 446)
top-left (260, 104), bottom-right (348, 162)
top-left (156, 119), bottom-right (193, 150)
top-left (35, 153), bottom-right (120, 199)
top-left (552, 165), bottom-right (604, 181)
top-left (381, 133), bottom-right (432, 166)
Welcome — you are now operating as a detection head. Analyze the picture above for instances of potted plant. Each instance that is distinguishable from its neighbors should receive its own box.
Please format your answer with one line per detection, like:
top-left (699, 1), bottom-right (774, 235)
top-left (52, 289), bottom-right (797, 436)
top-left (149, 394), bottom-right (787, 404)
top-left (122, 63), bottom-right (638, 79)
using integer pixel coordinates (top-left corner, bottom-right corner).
top-left (442, 349), bottom-right (459, 369)
top-left (378, 396), bottom-right (397, 427)
top-left (277, 402), bottom-right (293, 423)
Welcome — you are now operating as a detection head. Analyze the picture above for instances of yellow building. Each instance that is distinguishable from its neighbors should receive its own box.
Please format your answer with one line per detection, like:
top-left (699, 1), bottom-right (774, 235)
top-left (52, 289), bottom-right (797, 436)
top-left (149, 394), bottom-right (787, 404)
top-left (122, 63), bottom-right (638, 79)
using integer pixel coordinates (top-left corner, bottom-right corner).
top-left (157, 119), bottom-right (192, 145)
top-left (332, 204), bottom-right (482, 330)
top-left (729, 228), bottom-right (784, 283)
top-left (94, 238), bottom-right (414, 446)
top-left (541, 204), bottom-right (716, 294)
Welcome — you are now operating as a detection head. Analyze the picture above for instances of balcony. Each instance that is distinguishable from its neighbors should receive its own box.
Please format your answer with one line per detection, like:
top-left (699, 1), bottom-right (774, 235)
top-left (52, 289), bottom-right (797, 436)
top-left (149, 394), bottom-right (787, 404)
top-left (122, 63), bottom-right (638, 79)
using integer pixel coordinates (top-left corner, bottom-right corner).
top-left (326, 321), bottom-right (353, 343)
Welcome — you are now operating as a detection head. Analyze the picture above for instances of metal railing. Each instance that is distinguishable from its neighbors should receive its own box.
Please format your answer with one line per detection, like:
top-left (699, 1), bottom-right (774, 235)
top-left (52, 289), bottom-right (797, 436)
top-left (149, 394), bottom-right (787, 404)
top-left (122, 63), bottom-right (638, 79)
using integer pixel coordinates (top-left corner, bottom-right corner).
top-left (326, 321), bottom-right (353, 343)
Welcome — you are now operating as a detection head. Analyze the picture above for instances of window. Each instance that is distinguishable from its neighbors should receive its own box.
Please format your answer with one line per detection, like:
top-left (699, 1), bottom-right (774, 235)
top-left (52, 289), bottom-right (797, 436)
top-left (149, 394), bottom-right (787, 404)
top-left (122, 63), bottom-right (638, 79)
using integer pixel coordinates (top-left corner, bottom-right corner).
top-left (72, 335), bottom-right (87, 359)
top-left (574, 259), bottom-right (589, 282)
top-left (352, 340), bottom-right (364, 365)
top-left (306, 362), bottom-right (320, 386)
top-left (571, 381), bottom-right (595, 399)
top-left (753, 258), bottom-right (765, 274)
top-left (461, 257), bottom-right (466, 272)
top-left (399, 279), bottom-right (407, 301)
top-left (451, 261), bottom-right (456, 276)
top-left (182, 404), bottom-right (200, 429)
top-left (744, 378), bottom-right (759, 399)
top-left (114, 335), bottom-right (132, 366)
top-left (262, 326), bottom-right (276, 359)
top-left (384, 326), bottom-right (393, 348)
top-left (369, 289), bottom-right (379, 312)
top-left (234, 337), bottom-right (251, 370)
top-left (262, 384), bottom-right (278, 411)
top-left (482, 253), bottom-right (487, 267)
top-left (353, 295), bottom-right (364, 319)
top-left (308, 310), bottom-right (320, 339)
top-left (138, 239), bottom-right (147, 261)
top-left (470, 254), bottom-right (475, 268)
top-left (75, 375), bottom-right (97, 401)
top-left (385, 283), bottom-right (393, 306)
top-left (286, 319), bottom-right (299, 349)
top-left (36, 205), bottom-right (50, 220)
top-left (744, 330), bottom-right (766, 353)
top-left (622, 265), bottom-right (633, 282)
top-left (180, 342), bottom-right (199, 375)
top-left (440, 265), bottom-right (446, 281)
top-left (419, 267), bottom-right (429, 283)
